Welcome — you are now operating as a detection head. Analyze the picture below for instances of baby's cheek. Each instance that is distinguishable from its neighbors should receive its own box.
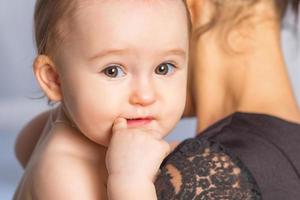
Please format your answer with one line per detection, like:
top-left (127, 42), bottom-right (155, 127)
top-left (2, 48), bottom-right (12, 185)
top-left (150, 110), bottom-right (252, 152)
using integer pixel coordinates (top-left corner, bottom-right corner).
top-left (172, 91), bottom-right (186, 114)
top-left (83, 122), bottom-right (112, 147)
top-left (75, 106), bottom-right (116, 147)
top-left (160, 103), bottom-right (184, 135)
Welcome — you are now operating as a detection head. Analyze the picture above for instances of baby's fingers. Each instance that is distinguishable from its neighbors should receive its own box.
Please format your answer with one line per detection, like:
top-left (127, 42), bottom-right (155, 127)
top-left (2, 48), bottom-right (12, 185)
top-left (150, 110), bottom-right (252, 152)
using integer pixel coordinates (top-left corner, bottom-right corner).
top-left (160, 140), bottom-right (171, 158)
top-left (169, 141), bottom-right (180, 152)
top-left (112, 117), bottom-right (127, 133)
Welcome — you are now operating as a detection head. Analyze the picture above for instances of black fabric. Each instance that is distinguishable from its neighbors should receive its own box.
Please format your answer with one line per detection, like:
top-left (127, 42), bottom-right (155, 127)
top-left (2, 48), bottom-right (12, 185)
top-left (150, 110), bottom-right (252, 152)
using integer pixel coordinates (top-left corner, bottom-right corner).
top-left (155, 112), bottom-right (300, 199)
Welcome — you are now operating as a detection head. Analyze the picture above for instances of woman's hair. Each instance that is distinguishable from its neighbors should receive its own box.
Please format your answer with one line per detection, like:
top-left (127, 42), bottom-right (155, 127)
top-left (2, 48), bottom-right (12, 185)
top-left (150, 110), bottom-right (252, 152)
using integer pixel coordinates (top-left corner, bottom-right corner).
top-left (34, 0), bottom-right (191, 57)
top-left (195, 0), bottom-right (300, 38)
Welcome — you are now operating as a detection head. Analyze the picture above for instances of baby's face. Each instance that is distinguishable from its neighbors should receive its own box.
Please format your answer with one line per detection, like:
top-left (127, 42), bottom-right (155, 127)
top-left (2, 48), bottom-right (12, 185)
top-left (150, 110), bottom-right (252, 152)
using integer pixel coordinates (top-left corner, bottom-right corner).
top-left (56, 0), bottom-right (189, 146)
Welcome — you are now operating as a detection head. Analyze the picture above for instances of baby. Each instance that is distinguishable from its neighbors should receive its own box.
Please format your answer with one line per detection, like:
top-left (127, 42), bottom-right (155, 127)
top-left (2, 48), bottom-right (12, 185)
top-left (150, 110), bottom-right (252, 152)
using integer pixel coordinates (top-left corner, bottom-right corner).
top-left (14, 0), bottom-right (190, 199)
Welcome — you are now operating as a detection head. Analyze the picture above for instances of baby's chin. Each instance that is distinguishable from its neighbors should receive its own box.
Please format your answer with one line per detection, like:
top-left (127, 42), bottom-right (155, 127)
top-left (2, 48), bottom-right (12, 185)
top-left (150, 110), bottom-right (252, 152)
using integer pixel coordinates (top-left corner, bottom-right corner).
top-left (79, 129), bottom-right (111, 148)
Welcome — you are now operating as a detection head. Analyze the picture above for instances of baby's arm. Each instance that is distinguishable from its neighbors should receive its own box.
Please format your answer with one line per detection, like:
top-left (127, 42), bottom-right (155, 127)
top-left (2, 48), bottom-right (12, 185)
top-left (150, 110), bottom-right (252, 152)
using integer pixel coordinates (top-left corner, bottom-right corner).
top-left (106, 118), bottom-right (170, 200)
top-left (15, 110), bottom-right (51, 168)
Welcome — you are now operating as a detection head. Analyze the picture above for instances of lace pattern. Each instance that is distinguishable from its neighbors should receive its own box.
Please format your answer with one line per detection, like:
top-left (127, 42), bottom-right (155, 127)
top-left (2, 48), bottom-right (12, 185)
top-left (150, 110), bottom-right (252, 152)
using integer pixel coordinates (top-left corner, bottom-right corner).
top-left (155, 138), bottom-right (261, 200)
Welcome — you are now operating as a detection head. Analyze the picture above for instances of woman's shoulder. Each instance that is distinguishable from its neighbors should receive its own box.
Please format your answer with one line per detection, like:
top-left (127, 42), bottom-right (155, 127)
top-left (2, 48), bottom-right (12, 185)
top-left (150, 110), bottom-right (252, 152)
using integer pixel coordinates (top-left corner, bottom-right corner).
top-left (155, 112), bottom-right (300, 199)
top-left (195, 112), bottom-right (300, 159)
top-left (155, 137), bottom-right (261, 199)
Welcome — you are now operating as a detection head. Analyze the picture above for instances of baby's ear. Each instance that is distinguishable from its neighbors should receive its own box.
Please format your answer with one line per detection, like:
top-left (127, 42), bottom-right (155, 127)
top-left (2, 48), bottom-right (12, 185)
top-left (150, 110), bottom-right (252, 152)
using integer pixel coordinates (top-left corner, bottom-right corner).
top-left (34, 55), bottom-right (62, 102)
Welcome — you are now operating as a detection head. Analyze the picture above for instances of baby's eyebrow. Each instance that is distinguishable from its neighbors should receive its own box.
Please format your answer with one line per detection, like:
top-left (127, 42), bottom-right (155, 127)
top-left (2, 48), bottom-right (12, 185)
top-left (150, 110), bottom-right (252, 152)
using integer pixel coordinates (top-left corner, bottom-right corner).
top-left (89, 48), bottom-right (131, 61)
top-left (161, 48), bottom-right (186, 59)
top-left (89, 48), bottom-right (187, 61)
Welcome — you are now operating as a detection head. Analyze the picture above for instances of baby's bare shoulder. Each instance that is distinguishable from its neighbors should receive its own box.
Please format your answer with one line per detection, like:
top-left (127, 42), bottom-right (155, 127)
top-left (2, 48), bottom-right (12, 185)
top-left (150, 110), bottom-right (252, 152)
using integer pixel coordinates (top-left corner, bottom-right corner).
top-left (16, 123), bottom-right (108, 200)
top-left (31, 149), bottom-right (108, 200)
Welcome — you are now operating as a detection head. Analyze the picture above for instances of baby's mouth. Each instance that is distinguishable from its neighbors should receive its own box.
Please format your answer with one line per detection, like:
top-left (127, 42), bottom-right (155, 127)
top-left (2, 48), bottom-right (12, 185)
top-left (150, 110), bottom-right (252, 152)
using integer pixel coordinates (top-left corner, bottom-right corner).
top-left (126, 117), bottom-right (153, 127)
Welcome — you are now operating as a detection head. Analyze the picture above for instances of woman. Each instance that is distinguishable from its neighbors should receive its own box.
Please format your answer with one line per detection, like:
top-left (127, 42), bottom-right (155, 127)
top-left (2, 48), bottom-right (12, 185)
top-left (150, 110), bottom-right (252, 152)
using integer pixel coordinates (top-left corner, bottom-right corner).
top-left (155, 0), bottom-right (300, 199)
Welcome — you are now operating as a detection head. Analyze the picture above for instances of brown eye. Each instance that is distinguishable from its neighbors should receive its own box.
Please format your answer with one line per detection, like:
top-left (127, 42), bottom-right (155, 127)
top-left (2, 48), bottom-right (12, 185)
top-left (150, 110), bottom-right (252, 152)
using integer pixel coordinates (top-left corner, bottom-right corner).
top-left (155, 63), bottom-right (175, 75)
top-left (103, 65), bottom-right (125, 78)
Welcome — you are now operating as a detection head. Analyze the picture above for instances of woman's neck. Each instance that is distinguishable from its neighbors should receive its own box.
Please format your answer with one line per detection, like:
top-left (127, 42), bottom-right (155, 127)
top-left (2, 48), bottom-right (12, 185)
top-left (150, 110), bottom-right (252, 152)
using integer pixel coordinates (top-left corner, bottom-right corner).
top-left (192, 11), bottom-right (300, 132)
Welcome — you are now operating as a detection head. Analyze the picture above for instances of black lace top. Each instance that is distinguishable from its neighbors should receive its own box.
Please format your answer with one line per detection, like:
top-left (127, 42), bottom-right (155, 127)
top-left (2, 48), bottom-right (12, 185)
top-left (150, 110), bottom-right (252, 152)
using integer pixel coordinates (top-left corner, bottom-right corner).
top-left (155, 112), bottom-right (300, 200)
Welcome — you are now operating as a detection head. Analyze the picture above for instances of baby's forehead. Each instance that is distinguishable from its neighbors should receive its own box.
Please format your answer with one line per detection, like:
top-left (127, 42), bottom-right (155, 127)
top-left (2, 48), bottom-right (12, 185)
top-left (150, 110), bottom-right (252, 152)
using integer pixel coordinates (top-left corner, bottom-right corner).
top-left (56, 0), bottom-right (189, 58)
top-left (72, 0), bottom-right (186, 16)
top-left (34, 0), bottom-right (189, 58)
top-left (67, 0), bottom-right (188, 37)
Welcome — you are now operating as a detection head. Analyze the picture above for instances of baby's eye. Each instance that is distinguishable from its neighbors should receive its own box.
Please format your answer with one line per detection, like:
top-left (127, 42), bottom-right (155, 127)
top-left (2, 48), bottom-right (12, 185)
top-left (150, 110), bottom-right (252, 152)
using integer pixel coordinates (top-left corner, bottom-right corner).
top-left (102, 65), bottom-right (126, 78)
top-left (155, 63), bottom-right (176, 76)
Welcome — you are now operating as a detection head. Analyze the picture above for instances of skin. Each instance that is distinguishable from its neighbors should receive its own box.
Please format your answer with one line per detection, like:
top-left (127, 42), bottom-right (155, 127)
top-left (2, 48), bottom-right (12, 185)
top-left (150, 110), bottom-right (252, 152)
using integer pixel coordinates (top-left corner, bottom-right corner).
top-left (15, 0), bottom-right (300, 198)
top-left (187, 0), bottom-right (300, 131)
top-left (14, 0), bottom-right (189, 199)
top-left (15, 110), bottom-right (51, 168)
top-left (48, 0), bottom-right (188, 147)
top-left (151, 0), bottom-right (300, 197)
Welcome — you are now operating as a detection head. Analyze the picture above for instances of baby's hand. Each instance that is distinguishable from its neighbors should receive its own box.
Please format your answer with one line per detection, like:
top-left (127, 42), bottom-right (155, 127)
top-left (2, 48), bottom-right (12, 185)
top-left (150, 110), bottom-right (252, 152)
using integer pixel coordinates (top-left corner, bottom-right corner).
top-left (106, 117), bottom-right (170, 184)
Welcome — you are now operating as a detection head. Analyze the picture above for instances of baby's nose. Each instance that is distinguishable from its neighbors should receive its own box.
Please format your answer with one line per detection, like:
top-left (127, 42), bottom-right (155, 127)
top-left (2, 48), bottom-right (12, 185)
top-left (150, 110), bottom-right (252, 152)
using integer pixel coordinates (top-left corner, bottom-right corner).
top-left (129, 79), bottom-right (157, 107)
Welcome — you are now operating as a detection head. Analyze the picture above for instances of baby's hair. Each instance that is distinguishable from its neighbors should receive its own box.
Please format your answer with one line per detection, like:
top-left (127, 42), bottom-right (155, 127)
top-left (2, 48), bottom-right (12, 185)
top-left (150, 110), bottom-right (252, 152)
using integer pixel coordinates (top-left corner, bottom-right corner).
top-left (34, 0), bottom-right (191, 57)
top-left (34, 0), bottom-right (77, 57)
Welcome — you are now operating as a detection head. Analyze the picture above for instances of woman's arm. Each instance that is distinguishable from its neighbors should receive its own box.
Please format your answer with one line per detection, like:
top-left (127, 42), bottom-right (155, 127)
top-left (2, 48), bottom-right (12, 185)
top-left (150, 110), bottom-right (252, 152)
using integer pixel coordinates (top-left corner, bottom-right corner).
top-left (15, 110), bottom-right (51, 168)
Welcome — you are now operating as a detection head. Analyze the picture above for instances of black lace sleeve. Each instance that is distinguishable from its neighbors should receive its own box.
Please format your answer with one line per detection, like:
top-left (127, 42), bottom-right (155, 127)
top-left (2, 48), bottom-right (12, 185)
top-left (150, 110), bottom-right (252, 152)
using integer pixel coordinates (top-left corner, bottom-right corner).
top-left (155, 138), bottom-right (261, 200)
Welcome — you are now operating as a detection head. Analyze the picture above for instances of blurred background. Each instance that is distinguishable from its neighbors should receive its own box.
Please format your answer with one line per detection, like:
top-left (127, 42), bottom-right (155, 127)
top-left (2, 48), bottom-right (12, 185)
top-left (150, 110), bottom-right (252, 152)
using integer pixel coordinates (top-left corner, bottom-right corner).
top-left (1, 1), bottom-right (300, 199)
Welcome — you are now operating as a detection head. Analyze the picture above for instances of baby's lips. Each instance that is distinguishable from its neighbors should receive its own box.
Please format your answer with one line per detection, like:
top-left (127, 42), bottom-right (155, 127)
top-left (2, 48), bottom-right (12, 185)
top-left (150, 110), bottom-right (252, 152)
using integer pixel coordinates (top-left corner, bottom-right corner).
top-left (126, 117), bottom-right (153, 127)
top-left (113, 116), bottom-right (163, 138)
